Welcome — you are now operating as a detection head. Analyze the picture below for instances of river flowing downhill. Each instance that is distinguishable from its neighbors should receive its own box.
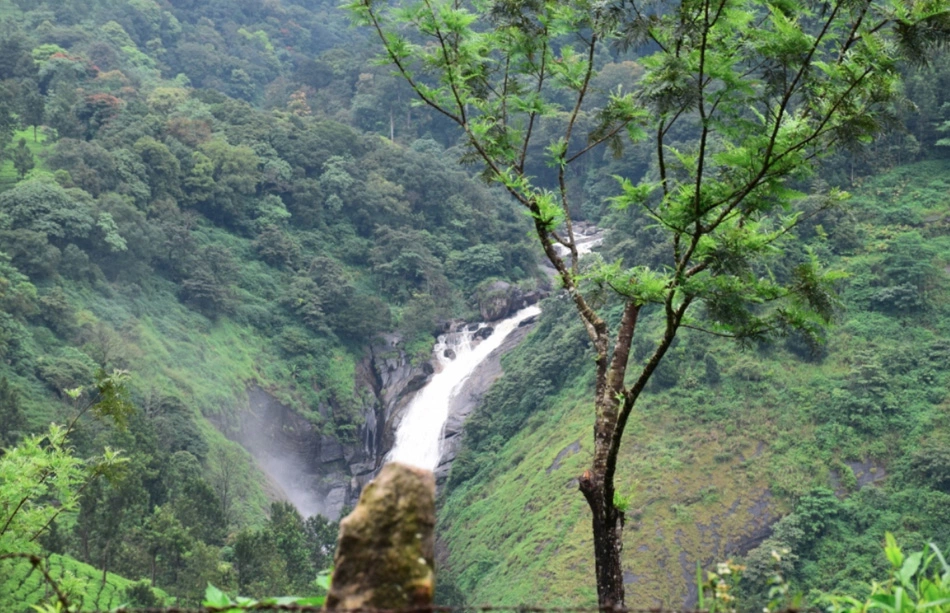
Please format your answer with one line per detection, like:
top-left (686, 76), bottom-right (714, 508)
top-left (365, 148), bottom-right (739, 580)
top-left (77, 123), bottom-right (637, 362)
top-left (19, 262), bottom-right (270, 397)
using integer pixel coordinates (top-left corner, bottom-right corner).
top-left (388, 305), bottom-right (541, 471)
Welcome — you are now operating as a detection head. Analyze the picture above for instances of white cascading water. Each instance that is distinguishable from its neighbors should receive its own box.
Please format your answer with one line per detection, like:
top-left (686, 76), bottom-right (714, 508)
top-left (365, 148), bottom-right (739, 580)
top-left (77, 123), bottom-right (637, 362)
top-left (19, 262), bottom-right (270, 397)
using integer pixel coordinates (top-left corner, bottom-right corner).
top-left (388, 223), bottom-right (602, 472)
top-left (388, 305), bottom-right (541, 471)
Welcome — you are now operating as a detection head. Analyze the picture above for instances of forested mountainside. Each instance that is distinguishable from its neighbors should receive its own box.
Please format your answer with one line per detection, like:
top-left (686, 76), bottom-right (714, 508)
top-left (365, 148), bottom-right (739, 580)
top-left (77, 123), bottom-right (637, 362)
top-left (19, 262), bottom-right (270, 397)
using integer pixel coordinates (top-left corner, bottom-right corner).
top-left (0, 0), bottom-right (541, 607)
top-left (1, 0), bottom-right (950, 610)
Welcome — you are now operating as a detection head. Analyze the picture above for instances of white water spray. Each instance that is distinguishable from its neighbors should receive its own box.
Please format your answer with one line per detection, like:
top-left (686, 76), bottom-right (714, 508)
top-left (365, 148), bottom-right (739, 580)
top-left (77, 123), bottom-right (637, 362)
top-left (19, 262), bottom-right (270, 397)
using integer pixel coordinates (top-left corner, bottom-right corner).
top-left (389, 305), bottom-right (541, 471)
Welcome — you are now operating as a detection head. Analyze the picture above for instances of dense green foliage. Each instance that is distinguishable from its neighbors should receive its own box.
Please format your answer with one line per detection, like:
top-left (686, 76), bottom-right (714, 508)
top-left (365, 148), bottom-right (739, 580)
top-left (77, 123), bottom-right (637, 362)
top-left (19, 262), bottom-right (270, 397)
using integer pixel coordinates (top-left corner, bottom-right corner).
top-left (1, 0), bottom-right (950, 609)
top-left (825, 534), bottom-right (950, 613)
top-left (436, 159), bottom-right (950, 606)
top-left (0, 0), bottom-right (537, 607)
top-left (352, 0), bottom-right (950, 605)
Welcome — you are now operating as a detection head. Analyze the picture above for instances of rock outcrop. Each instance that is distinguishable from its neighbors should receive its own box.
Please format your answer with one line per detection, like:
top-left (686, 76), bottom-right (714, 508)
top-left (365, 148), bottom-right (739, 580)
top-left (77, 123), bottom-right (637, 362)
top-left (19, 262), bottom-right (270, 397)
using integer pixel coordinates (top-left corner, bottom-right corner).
top-left (369, 333), bottom-right (436, 459)
top-left (228, 332), bottom-right (436, 519)
top-left (326, 463), bottom-right (436, 610)
top-left (476, 280), bottom-right (545, 322)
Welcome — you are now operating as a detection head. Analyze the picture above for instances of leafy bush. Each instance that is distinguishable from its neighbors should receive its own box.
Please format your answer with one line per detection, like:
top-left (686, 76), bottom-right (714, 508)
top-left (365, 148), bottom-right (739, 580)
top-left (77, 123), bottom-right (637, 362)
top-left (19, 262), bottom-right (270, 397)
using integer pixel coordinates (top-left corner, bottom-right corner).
top-left (35, 348), bottom-right (97, 393)
top-left (826, 534), bottom-right (950, 613)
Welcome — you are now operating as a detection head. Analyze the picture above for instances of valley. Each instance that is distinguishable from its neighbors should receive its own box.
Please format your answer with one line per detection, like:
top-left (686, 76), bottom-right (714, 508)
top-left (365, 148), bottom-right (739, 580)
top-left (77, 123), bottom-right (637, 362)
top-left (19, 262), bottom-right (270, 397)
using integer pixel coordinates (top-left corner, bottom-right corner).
top-left (0, 0), bottom-right (949, 610)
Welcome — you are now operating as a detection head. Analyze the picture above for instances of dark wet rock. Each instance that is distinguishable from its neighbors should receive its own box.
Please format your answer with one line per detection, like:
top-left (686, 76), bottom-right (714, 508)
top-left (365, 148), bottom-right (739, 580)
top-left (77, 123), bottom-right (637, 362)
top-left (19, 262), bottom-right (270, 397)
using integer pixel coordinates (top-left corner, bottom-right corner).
top-left (443, 348), bottom-right (456, 360)
top-left (477, 281), bottom-right (550, 323)
top-left (478, 281), bottom-right (515, 321)
top-left (319, 436), bottom-right (345, 463)
top-left (519, 315), bottom-right (539, 327)
top-left (324, 485), bottom-right (349, 522)
top-left (403, 373), bottom-right (431, 395)
top-left (850, 459), bottom-right (887, 487)
top-left (371, 334), bottom-right (430, 403)
top-left (830, 458), bottom-right (887, 496)
top-left (349, 461), bottom-right (376, 476)
top-left (473, 326), bottom-right (494, 340)
top-left (327, 463), bottom-right (435, 610)
top-left (546, 440), bottom-right (582, 474)
top-left (520, 289), bottom-right (546, 307)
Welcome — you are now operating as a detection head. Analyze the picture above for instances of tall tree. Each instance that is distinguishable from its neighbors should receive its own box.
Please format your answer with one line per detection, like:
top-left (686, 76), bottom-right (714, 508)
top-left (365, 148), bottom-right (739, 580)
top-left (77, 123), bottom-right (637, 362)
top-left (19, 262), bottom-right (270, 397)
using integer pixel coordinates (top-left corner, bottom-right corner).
top-left (0, 378), bottom-right (25, 449)
top-left (12, 139), bottom-right (34, 180)
top-left (18, 81), bottom-right (44, 142)
top-left (0, 83), bottom-right (17, 160)
top-left (348, 0), bottom-right (950, 605)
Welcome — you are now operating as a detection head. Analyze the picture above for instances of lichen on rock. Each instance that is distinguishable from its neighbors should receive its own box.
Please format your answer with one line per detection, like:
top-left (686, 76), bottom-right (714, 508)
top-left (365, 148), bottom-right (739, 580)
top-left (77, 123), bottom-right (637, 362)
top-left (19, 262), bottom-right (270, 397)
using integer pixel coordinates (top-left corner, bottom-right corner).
top-left (326, 462), bottom-right (436, 610)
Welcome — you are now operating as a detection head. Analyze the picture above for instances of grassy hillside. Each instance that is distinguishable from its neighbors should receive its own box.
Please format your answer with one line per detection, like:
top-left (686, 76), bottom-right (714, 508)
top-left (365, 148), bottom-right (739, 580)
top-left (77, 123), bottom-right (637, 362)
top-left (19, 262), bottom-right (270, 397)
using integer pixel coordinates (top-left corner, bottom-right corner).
top-left (437, 160), bottom-right (950, 607)
top-left (0, 553), bottom-right (169, 612)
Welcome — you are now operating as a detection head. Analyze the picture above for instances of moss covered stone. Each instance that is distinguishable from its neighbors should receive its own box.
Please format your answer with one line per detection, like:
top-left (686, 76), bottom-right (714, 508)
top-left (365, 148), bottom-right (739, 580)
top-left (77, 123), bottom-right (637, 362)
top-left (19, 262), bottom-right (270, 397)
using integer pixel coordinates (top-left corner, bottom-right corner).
top-left (326, 462), bottom-right (436, 609)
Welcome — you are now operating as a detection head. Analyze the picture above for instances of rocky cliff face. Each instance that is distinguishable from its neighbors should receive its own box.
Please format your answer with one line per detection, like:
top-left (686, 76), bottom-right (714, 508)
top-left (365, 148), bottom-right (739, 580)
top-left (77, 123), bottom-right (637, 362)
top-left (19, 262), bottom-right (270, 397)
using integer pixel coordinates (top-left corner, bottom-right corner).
top-left (230, 334), bottom-right (435, 519)
top-left (230, 283), bottom-right (543, 519)
top-left (476, 281), bottom-right (545, 322)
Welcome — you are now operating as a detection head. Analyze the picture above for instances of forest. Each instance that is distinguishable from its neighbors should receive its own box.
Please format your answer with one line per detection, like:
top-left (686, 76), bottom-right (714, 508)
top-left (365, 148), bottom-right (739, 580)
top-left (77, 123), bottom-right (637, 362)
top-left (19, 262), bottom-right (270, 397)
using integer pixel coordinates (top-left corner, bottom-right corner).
top-left (1, 0), bottom-right (950, 610)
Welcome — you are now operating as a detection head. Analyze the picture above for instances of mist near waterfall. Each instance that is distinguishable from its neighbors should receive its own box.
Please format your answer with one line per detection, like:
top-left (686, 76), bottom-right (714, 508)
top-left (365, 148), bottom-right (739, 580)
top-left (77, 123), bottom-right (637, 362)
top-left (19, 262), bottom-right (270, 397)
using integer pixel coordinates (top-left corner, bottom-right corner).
top-left (236, 389), bottom-right (328, 518)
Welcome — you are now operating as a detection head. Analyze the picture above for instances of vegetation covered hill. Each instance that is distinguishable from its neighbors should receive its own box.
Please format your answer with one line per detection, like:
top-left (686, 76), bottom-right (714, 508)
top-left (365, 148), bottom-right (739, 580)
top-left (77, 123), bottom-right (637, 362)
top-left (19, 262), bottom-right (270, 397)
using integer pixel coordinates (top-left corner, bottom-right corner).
top-left (438, 160), bottom-right (950, 606)
top-left (1, 0), bottom-right (950, 609)
top-left (0, 0), bottom-right (537, 607)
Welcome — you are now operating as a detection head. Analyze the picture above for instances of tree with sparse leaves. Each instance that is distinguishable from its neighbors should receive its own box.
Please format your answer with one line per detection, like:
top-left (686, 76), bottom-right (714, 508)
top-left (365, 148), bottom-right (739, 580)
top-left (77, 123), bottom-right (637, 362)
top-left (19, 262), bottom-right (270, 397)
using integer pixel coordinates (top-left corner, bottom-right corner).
top-left (347, 0), bottom-right (950, 605)
top-left (18, 81), bottom-right (44, 142)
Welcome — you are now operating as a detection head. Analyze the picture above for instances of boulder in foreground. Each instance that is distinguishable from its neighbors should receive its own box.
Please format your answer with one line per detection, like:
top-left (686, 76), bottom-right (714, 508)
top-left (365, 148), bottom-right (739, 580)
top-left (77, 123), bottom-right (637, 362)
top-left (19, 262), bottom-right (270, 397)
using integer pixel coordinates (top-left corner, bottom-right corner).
top-left (325, 462), bottom-right (436, 609)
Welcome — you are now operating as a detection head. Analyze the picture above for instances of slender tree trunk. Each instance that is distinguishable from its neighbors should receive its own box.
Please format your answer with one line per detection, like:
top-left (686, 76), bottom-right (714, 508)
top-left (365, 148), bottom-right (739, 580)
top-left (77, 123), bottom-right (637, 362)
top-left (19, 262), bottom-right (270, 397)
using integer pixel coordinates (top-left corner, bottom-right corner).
top-left (579, 377), bottom-right (627, 607)
top-left (578, 302), bottom-right (642, 607)
top-left (580, 469), bottom-right (625, 608)
top-left (100, 545), bottom-right (110, 586)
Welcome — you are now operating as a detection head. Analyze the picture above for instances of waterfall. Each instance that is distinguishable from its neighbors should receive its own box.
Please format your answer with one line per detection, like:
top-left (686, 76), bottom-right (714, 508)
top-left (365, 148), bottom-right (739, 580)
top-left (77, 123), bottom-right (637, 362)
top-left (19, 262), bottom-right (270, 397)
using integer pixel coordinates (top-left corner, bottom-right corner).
top-left (388, 305), bottom-right (541, 471)
top-left (388, 223), bottom-right (603, 472)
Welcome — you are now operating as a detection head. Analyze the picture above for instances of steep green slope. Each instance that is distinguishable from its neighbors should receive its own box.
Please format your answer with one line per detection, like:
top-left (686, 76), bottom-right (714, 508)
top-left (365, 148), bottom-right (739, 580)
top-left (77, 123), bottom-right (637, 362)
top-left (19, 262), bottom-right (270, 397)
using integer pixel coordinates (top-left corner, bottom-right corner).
top-left (0, 1), bottom-right (538, 605)
top-left (438, 160), bottom-right (950, 606)
top-left (3, 0), bottom-right (950, 607)
top-left (0, 553), bottom-right (169, 612)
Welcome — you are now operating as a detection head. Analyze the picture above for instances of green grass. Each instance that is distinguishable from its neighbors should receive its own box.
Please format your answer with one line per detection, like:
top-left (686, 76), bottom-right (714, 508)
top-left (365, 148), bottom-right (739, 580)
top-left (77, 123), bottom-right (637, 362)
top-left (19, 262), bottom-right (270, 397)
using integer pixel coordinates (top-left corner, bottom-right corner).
top-left (0, 127), bottom-right (52, 191)
top-left (0, 553), bottom-right (170, 612)
top-left (439, 365), bottom-right (789, 606)
top-left (64, 282), bottom-right (288, 524)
